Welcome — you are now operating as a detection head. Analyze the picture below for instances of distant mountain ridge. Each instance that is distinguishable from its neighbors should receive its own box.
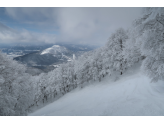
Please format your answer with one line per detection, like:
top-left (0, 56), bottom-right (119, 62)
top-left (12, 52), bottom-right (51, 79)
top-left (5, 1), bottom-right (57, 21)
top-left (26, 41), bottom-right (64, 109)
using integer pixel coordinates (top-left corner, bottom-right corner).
top-left (14, 51), bottom-right (61, 66)
top-left (13, 44), bottom-right (94, 73)
top-left (0, 44), bottom-right (54, 58)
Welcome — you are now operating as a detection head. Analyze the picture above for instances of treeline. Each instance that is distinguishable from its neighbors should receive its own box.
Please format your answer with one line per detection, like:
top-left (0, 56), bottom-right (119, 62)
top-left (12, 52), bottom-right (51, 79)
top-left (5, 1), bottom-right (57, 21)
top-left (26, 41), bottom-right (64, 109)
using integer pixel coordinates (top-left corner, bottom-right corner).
top-left (0, 7), bottom-right (164, 115)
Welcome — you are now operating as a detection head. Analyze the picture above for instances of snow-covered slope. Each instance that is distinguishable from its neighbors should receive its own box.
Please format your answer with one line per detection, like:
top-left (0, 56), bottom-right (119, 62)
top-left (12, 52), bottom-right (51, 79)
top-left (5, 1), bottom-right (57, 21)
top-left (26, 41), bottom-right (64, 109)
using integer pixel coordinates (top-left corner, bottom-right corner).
top-left (41, 45), bottom-right (68, 55)
top-left (29, 64), bottom-right (164, 116)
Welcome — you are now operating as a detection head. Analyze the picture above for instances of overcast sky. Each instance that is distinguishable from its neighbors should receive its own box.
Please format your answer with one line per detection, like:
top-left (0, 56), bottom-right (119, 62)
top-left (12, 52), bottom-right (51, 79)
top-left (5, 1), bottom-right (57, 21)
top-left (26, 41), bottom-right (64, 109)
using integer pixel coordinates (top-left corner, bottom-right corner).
top-left (0, 7), bottom-right (143, 46)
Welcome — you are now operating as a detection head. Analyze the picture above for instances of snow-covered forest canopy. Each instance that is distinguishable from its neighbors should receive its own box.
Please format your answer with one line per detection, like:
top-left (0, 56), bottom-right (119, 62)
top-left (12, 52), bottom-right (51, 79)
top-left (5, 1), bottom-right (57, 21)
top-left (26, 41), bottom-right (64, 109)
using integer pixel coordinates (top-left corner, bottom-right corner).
top-left (1, 7), bottom-right (164, 116)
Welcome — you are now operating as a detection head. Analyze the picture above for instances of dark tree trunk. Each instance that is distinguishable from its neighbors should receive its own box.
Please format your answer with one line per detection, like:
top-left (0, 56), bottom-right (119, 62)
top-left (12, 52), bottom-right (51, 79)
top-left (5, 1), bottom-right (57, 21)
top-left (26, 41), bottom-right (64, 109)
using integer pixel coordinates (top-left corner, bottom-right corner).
top-left (120, 39), bottom-right (123, 75)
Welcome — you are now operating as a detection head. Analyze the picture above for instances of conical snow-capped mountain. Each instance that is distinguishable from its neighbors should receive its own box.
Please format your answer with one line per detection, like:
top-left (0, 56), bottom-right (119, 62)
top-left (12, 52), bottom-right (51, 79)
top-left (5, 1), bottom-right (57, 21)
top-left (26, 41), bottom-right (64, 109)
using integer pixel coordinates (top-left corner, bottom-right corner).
top-left (41, 45), bottom-right (68, 55)
top-left (14, 45), bottom-right (74, 72)
top-left (13, 44), bottom-right (94, 73)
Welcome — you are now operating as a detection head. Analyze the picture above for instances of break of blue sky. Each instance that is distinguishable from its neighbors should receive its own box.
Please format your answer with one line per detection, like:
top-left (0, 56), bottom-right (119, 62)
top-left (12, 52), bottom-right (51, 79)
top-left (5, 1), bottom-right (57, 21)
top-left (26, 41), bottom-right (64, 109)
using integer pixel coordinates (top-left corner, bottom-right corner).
top-left (0, 7), bottom-right (143, 46)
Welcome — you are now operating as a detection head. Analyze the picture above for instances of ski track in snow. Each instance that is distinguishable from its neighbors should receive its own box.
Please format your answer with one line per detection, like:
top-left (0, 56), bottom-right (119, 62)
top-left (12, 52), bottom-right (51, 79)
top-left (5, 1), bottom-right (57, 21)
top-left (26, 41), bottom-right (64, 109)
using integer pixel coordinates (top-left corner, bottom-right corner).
top-left (29, 66), bottom-right (164, 116)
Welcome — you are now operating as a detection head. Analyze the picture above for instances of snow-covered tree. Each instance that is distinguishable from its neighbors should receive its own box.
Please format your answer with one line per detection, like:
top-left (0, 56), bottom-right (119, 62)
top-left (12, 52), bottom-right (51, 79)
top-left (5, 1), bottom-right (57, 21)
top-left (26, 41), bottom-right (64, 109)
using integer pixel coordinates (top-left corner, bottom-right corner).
top-left (0, 52), bottom-right (35, 115)
top-left (135, 7), bottom-right (164, 82)
top-left (123, 28), bottom-right (142, 68)
top-left (106, 28), bottom-right (128, 75)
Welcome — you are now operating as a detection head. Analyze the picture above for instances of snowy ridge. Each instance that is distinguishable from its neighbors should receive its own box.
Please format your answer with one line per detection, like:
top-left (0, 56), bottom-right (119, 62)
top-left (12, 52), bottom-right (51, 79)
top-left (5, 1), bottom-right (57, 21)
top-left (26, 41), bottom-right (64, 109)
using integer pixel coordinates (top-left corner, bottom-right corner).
top-left (29, 64), bottom-right (164, 116)
top-left (41, 45), bottom-right (68, 55)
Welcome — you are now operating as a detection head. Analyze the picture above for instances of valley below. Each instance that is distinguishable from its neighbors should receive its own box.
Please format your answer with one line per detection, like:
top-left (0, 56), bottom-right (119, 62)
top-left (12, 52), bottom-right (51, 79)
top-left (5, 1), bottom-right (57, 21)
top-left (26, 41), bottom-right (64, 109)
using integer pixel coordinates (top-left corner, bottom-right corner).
top-left (0, 43), bottom-right (95, 75)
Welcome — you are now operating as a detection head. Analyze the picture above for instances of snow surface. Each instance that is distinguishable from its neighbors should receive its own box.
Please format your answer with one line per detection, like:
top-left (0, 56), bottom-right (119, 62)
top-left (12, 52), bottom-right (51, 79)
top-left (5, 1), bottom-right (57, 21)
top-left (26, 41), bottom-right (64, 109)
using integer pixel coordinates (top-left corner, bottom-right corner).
top-left (41, 45), bottom-right (67, 55)
top-left (29, 64), bottom-right (164, 116)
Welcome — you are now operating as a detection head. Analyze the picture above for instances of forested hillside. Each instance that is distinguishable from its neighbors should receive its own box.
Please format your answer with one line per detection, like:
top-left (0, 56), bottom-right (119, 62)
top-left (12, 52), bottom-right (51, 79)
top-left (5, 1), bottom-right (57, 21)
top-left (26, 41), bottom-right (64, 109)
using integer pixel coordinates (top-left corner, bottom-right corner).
top-left (1, 7), bottom-right (164, 116)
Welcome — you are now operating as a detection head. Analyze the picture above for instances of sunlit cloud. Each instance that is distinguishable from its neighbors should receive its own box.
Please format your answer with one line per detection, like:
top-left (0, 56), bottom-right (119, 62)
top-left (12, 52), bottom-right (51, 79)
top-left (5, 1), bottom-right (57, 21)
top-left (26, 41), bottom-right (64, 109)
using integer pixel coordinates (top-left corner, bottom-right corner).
top-left (0, 22), bottom-right (56, 44)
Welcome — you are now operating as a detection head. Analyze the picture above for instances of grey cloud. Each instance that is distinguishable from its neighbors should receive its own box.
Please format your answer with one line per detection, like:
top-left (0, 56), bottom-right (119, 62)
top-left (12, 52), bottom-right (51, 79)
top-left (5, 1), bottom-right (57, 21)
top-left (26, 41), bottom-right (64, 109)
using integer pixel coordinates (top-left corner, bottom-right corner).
top-left (3, 7), bottom-right (143, 46)
top-left (56, 7), bottom-right (143, 46)
top-left (5, 7), bottom-right (59, 30)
